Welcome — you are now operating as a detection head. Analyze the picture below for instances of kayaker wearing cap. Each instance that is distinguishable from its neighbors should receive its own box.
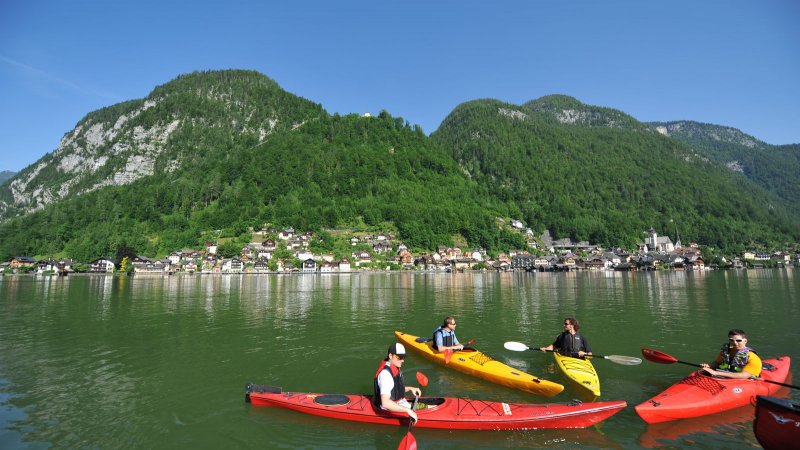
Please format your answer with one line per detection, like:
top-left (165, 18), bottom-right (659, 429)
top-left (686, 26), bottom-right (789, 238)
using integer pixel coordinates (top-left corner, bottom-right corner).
top-left (374, 343), bottom-right (422, 422)
top-left (432, 316), bottom-right (464, 353)
top-left (540, 317), bottom-right (592, 358)
top-left (700, 329), bottom-right (762, 379)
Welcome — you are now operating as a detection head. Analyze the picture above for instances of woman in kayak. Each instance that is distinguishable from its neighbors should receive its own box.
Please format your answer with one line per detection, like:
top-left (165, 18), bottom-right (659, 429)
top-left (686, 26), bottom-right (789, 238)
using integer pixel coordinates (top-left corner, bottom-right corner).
top-left (699, 329), bottom-right (762, 379)
top-left (374, 343), bottom-right (422, 422)
top-left (540, 317), bottom-right (592, 358)
top-left (432, 316), bottom-right (464, 353)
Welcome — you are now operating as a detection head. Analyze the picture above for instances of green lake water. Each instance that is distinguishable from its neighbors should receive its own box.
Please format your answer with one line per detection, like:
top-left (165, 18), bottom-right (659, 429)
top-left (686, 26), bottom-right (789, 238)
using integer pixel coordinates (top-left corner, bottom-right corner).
top-left (1, 269), bottom-right (798, 449)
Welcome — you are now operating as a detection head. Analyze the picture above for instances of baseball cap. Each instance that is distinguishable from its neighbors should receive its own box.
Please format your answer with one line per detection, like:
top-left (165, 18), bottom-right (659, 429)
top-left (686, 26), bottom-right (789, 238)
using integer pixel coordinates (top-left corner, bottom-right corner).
top-left (388, 343), bottom-right (406, 356)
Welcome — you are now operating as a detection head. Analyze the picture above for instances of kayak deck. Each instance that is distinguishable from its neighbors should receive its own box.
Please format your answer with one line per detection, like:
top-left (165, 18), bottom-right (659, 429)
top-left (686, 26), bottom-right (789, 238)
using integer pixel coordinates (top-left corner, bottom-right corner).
top-left (245, 383), bottom-right (626, 430)
top-left (554, 352), bottom-right (601, 397)
top-left (395, 331), bottom-right (564, 397)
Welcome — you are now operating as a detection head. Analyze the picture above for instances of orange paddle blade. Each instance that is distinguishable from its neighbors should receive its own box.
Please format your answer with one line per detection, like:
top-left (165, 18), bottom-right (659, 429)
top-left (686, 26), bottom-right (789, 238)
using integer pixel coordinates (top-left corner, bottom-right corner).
top-left (398, 431), bottom-right (416, 450)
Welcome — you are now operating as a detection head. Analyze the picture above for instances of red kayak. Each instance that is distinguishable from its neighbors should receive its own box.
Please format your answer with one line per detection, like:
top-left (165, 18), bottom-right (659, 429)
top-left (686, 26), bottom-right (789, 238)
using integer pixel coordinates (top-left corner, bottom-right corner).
top-left (634, 356), bottom-right (791, 424)
top-left (754, 395), bottom-right (800, 450)
top-left (245, 383), bottom-right (626, 430)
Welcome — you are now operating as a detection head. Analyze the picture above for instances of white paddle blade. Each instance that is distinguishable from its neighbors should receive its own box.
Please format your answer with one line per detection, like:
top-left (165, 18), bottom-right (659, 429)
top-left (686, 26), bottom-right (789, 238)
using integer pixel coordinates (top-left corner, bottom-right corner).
top-left (503, 341), bottom-right (530, 352)
top-left (606, 355), bottom-right (643, 365)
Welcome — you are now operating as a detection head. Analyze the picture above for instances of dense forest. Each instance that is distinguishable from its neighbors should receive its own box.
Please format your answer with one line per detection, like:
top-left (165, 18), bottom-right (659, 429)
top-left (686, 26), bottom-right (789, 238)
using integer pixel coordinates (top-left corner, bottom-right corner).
top-left (0, 70), bottom-right (797, 261)
top-left (431, 98), bottom-right (799, 253)
top-left (646, 121), bottom-right (800, 219)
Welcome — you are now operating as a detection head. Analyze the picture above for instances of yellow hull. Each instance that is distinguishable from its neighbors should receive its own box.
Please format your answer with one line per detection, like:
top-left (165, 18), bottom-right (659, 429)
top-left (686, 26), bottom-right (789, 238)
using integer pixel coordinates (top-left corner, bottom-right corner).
top-left (395, 331), bottom-right (564, 397)
top-left (553, 352), bottom-right (601, 397)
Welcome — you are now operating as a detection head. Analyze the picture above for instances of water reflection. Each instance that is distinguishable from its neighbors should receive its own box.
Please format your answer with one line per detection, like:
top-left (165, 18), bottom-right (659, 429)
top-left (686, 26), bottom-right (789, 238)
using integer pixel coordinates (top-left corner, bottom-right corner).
top-left (1, 270), bottom-right (798, 449)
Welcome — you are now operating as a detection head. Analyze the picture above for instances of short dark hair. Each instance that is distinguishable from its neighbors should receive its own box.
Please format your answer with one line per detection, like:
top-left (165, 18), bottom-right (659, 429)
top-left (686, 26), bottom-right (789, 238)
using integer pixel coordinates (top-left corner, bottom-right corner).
top-left (728, 329), bottom-right (747, 339)
top-left (443, 316), bottom-right (455, 327)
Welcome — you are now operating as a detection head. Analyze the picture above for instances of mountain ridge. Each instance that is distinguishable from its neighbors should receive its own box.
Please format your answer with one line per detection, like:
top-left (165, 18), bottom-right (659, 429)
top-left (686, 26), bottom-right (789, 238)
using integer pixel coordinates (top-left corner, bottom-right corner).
top-left (0, 70), bottom-right (797, 260)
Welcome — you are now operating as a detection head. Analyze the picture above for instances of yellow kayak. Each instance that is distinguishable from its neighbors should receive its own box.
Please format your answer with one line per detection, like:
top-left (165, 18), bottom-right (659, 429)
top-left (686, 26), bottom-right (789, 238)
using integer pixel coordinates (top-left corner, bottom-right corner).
top-left (395, 331), bottom-right (564, 397)
top-left (553, 352), bottom-right (600, 397)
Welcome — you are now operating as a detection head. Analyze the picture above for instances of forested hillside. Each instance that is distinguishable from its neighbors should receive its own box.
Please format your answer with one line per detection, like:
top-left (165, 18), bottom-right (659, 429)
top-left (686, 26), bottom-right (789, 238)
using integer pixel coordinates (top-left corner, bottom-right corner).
top-left (0, 71), bottom-right (797, 261)
top-left (0, 71), bottom-right (526, 261)
top-left (648, 121), bottom-right (800, 217)
top-left (431, 98), bottom-right (799, 251)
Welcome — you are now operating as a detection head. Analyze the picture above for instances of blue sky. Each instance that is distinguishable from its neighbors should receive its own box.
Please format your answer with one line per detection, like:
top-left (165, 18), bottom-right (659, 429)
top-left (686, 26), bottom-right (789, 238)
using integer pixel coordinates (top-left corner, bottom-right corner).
top-left (1, 1), bottom-right (798, 172)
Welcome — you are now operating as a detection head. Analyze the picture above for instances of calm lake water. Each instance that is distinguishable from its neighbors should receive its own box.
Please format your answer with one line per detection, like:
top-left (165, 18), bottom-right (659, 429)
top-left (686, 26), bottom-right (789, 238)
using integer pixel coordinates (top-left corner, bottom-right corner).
top-left (1, 269), bottom-right (798, 449)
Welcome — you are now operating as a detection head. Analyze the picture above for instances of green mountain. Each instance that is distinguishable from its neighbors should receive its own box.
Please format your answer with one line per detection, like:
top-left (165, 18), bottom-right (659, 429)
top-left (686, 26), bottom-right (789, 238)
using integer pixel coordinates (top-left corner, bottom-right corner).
top-left (524, 95), bottom-right (645, 130)
top-left (0, 70), bottom-right (523, 261)
top-left (0, 73), bottom-right (797, 261)
top-left (430, 97), bottom-right (799, 250)
top-left (647, 120), bottom-right (800, 217)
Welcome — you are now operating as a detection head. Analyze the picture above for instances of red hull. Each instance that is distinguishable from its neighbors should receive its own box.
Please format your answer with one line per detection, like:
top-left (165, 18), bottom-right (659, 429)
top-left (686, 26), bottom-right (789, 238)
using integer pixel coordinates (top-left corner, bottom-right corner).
top-left (754, 395), bottom-right (800, 450)
top-left (246, 384), bottom-right (626, 430)
top-left (634, 356), bottom-right (790, 424)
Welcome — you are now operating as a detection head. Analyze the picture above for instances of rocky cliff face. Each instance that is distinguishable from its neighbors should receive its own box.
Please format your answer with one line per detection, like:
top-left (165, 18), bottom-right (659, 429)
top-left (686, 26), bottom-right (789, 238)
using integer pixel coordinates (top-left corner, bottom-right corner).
top-left (4, 99), bottom-right (178, 216)
top-left (0, 70), bottom-right (320, 220)
top-left (651, 120), bottom-right (763, 149)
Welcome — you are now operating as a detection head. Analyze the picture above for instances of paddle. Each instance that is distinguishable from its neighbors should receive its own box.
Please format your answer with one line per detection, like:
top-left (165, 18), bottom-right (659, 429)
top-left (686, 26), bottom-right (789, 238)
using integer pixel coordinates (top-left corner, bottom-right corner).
top-left (444, 339), bottom-right (475, 364)
top-left (398, 372), bottom-right (429, 450)
top-left (504, 341), bottom-right (642, 365)
top-left (641, 348), bottom-right (800, 390)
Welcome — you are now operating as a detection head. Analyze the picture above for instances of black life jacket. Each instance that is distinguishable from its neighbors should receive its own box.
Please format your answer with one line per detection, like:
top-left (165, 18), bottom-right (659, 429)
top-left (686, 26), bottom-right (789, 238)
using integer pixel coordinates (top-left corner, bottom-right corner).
top-left (432, 326), bottom-right (455, 351)
top-left (555, 331), bottom-right (587, 356)
top-left (373, 361), bottom-right (405, 408)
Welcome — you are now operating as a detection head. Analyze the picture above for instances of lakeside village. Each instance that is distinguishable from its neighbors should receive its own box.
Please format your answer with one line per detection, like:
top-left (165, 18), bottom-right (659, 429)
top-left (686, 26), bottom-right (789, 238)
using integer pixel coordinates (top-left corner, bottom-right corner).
top-left (4, 224), bottom-right (799, 276)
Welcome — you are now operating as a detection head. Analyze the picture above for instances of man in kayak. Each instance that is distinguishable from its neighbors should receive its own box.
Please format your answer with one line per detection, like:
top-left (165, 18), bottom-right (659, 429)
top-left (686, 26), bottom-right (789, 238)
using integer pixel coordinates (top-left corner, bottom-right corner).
top-left (699, 329), bottom-right (762, 379)
top-left (432, 316), bottom-right (464, 353)
top-left (374, 343), bottom-right (422, 422)
top-left (540, 317), bottom-right (592, 358)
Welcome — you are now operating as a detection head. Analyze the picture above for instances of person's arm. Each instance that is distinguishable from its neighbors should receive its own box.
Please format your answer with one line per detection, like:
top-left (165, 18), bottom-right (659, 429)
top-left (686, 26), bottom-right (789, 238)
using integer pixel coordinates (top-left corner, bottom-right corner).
top-left (700, 354), bottom-right (723, 372)
top-left (378, 372), bottom-right (418, 421)
top-left (380, 393), bottom-right (418, 422)
top-left (540, 344), bottom-right (554, 351)
top-left (579, 336), bottom-right (592, 357)
top-left (434, 331), bottom-right (463, 352)
top-left (433, 330), bottom-right (444, 352)
top-left (405, 385), bottom-right (421, 397)
top-left (449, 332), bottom-right (464, 351)
top-left (700, 367), bottom-right (754, 379)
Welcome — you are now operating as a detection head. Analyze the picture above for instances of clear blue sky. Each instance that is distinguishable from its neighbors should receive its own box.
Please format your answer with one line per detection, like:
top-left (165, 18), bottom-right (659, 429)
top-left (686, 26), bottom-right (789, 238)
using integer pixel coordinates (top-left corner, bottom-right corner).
top-left (1, 1), bottom-right (798, 172)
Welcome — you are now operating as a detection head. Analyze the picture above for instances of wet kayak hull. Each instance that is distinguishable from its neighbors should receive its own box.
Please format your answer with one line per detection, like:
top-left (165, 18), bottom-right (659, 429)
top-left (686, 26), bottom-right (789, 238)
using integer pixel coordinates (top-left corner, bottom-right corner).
top-left (395, 331), bottom-right (564, 397)
top-left (634, 356), bottom-right (791, 424)
top-left (245, 383), bottom-right (626, 430)
top-left (754, 395), bottom-right (800, 450)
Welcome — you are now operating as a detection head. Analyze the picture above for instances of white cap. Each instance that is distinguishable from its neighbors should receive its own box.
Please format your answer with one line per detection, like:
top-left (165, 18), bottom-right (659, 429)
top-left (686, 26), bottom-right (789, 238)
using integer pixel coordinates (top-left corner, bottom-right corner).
top-left (389, 343), bottom-right (406, 356)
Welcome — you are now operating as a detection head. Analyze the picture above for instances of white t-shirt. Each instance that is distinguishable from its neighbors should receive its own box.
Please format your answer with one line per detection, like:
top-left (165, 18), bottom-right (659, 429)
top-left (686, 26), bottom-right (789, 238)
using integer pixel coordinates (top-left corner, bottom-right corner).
top-left (377, 365), bottom-right (410, 408)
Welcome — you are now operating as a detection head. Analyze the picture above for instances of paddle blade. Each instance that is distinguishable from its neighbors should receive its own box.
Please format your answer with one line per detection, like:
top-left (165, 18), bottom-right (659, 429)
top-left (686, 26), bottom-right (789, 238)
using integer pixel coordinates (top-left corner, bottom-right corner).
top-left (466, 338), bottom-right (476, 346)
top-left (444, 349), bottom-right (452, 364)
top-left (415, 371), bottom-right (429, 387)
top-left (641, 348), bottom-right (678, 364)
top-left (503, 341), bottom-right (530, 352)
top-left (605, 354), bottom-right (643, 365)
top-left (398, 431), bottom-right (416, 450)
